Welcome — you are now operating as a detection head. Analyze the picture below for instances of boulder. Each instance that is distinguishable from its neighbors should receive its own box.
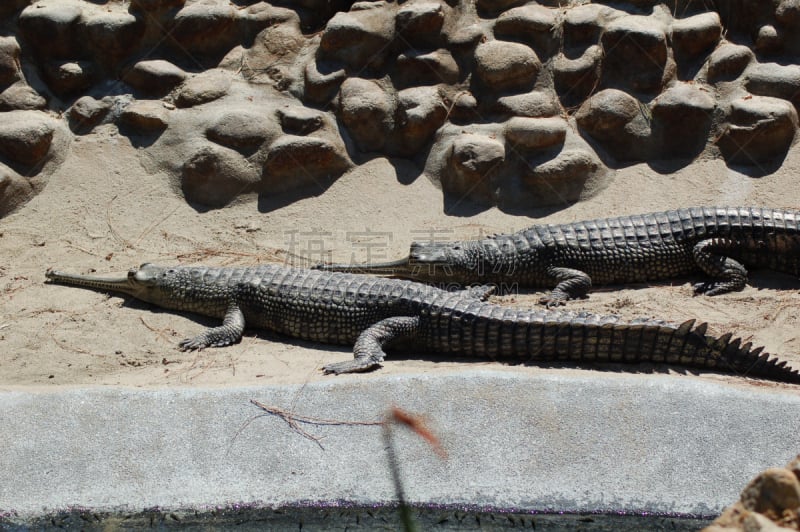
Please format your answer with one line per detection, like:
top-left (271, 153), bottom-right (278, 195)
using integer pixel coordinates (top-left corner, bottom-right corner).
top-left (303, 60), bottom-right (347, 104)
top-left (650, 83), bottom-right (715, 160)
top-left (554, 45), bottom-right (602, 106)
top-left (575, 88), bottom-right (650, 162)
top-left (337, 77), bottom-right (394, 152)
top-left (206, 110), bottom-right (277, 153)
top-left (0, 82), bottom-right (46, 112)
top-left (717, 95), bottom-right (798, 166)
top-left (182, 144), bottom-right (260, 208)
top-left (515, 149), bottom-right (605, 208)
top-left (0, 163), bottom-right (34, 218)
top-left (122, 60), bottom-right (187, 97)
top-left (18, 3), bottom-right (82, 59)
top-left (0, 110), bottom-right (56, 169)
top-left (169, 1), bottom-right (238, 56)
top-left (319, 5), bottom-right (395, 70)
top-left (745, 63), bottom-right (800, 105)
top-left (671, 12), bottom-right (722, 58)
top-left (494, 91), bottom-right (560, 118)
top-left (474, 40), bottom-right (540, 92)
top-left (174, 70), bottom-right (232, 108)
top-left (0, 37), bottom-right (21, 88)
top-left (706, 43), bottom-right (754, 82)
top-left (600, 15), bottom-right (670, 93)
top-left (394, 49), bottom-right (459, 88)
top-left (505, 117), bottom-right (567, 151)
top-left (118, 100), bottom-right (171, 133)
top-left (494, 4), bottom-right (559, 56)
top-left (42, 60), bottom-right (95, 95)
top-left (443, 133), bottom-right (505, 203)
top-left (262, 135), bottom-right (351, 191)
top-left (395, 86), bottom-right (448, 155)
top-left (395, 2), bottom-right (445, 48)
top-left (67, 96), bottom-right (112, 134)
top-left (277, 106), bottom-right (325, 136)
top-left (79, 9), bottom-right (144, 70)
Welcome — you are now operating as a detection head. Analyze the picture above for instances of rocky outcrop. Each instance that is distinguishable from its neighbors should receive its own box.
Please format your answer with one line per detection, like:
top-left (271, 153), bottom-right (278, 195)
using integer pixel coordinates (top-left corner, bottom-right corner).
top-left (703, 455), bottom-right (800, 532)
top-left (2, 0), bottom-right (800, 216)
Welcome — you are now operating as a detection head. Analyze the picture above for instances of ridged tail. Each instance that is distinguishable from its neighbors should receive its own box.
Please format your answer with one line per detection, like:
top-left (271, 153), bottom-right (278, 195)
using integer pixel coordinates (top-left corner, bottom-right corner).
top-left (427, 298), bottom-right (800, 384)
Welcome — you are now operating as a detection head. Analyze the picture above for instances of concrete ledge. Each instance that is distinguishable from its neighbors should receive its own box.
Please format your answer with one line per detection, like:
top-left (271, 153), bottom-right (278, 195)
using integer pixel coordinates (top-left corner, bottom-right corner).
top-left (1, 371), bottom-right (798, 527)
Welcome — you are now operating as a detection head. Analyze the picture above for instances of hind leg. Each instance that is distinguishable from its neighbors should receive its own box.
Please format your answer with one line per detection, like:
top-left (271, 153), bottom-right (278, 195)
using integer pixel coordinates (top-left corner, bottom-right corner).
top-left (692, 239), bottom-right (748, 296)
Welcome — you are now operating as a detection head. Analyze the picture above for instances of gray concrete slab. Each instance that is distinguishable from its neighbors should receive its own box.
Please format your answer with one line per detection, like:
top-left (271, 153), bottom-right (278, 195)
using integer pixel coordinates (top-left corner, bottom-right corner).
top-left (1, 371), bottom-right (798, 528)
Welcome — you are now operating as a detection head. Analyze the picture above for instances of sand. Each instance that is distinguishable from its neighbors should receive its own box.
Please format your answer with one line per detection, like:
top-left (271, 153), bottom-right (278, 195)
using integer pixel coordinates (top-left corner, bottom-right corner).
top-left (1, 125), bottom-right (799, 391)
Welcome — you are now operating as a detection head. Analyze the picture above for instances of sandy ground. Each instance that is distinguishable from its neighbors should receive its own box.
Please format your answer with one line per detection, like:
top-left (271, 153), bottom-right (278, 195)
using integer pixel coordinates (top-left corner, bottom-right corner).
top-left (1, 125), bottom-right (799, 391)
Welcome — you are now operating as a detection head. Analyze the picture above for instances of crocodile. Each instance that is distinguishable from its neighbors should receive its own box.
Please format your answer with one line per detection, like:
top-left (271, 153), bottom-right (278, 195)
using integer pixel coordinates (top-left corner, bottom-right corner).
top-left (315, 207), bottom-right (800, 306)
top-left (44, 263), bottom-right (800, 383)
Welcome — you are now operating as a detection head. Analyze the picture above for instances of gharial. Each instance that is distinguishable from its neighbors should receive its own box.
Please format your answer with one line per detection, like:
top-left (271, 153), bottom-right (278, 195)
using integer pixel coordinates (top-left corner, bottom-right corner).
top-left (315, 206), bottom-right (800, 307)
top-left (45, 263), bottom-right (800, 383)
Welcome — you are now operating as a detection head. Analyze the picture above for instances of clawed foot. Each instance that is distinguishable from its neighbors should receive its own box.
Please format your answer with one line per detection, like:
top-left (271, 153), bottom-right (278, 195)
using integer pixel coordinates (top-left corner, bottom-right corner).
top-left (323, 358), bottom-right (382, 375)
top-left (692, 281), bottom-right (732, 296)
top-left (178, 336), bottom-right (208, 351)
top-left (538, 295), bottom-right (567, 308)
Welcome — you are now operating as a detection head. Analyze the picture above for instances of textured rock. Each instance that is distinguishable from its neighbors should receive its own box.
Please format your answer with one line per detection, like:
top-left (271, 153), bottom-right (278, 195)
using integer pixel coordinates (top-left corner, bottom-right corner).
top-left (755, 25), bottom-right (782, 55)
top-left (718, 95), bottom-right (798, 166)
top-left (516, 149), bottom-right (604, 208)
top-left (174, 70), bottom-right (232, 108)
top-left (262, 136), bottom-right (351, 191)
top-left (319, 5), bottom-right (395, 70)
top-left (671, 12), bottom-right (722, 58)
top-left (0, 163), bottom-right (33, 218)
top-left (554, 45), bottom-right (602, 106)
top-left (182, 144), bottom-right (260, 208)
top-left (443, 133), bottom-right (505, 202)
top-left (42, 60), bottom-right (95, 95)
top-left (395, 2), bottom-right (444, 47)
top-left (118, 100), bottom-right (170, 133)
top-left (18, 3), bottom-right (82, 59)
top-left (562, 4), bottom-right (619, 49)
top-left (206, 110), bottom-right (277, 153)
top-left (277, 106), bottom-right (325, 136)
top-left (601, 15), bottom-right (670, 93)
top-left (79, 9), bottom-right (144, 69)
top-left (122, 60), bottom-right (187, 97)
top-left (650, 83), bottom-right (715, 159)
top-left (576, 89), bottom-right (649, 161)
top-left (170, 1), bottom-right (237, 56)
top-left (505, 117), bottom-right (567, 151)
top-left (67, 96), bottom-right (112, 134)
top-left (338, 77), bottom-right (394, 152)
top-left (494, 4), bottom-right (559, 56)
top-left (706, 43), bottom-right (754, 82)
top-left (494, 92), bottom-right (560, 118)
top-left (395, 86), bottom-right (448, 155)
top-left (0, 110), bottom-right (55, 169)
top-left (304, 60), bottom-right (347, 104)
top-left (745, 63), bottom-right (800, 105)
top-left (0, 37), bottom-right (21, 88)
top-left (474, 40), bottom-right (540, 92)
top-left (0, 82), bottom-right (46, 112)
top-left (394, 49), bottom-right (459, 88)
top-left (740, 468), bottom-right (800, 516)
top-left (776, 0), bottom-right (800, 27)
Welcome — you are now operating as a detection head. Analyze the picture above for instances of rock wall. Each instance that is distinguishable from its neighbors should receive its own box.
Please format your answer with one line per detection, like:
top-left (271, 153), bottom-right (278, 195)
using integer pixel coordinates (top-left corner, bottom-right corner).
top-left (0, 0), bottom-right (799, 216)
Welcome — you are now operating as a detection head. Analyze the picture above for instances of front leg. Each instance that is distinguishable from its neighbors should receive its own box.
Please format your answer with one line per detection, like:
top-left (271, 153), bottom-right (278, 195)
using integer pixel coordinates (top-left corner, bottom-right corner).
top-left (323, 316), bottom-right (420, 375)
top-left (178, 302), bottom-right (246, 351)
top-left (539, 266), bottom-right (592, 307)
top-left (692, 239), bottom-right (748, 296)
